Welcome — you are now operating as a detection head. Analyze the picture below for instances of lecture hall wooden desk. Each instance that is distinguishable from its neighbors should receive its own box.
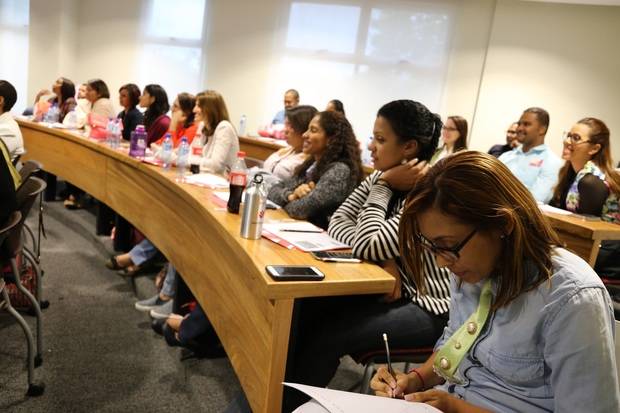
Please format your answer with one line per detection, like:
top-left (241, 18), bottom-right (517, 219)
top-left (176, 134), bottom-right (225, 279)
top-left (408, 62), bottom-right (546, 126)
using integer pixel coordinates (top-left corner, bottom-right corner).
top-left (239, 135), bottom-right (375, 176)
top-left (17, 120), bottom-right (394, 413)
top-left (542, 210), bottom-right (620, 267)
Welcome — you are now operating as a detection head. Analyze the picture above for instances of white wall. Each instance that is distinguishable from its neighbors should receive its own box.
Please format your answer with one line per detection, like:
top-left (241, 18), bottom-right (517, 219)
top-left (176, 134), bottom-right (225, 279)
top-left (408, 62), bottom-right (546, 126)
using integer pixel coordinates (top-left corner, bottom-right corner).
top-left (23, 0), bottom-right (620, 164)
top-left (27, 0), bottom-right (78, 106)
top-left (469, 0), bottom-right (620, 163)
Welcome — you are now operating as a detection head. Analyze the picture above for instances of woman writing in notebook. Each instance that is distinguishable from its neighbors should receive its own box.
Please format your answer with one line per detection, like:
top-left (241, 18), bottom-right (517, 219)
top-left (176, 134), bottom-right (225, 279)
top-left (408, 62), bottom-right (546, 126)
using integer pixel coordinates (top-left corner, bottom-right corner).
top-left (371, 151), bottom-right (619, 412)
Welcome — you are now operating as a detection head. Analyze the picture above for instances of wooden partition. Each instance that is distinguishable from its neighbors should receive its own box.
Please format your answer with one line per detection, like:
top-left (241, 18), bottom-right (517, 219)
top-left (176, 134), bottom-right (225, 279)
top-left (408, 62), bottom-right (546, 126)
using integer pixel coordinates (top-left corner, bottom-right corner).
top-left (19, 120), bottom-right (394, 413)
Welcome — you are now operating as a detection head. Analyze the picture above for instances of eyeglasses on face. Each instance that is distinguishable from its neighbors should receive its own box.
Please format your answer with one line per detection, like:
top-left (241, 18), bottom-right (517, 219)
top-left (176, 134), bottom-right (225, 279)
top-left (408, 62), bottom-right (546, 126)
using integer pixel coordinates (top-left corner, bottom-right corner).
top-left (416, 228), bottom-right (477, 264)
top-left (441, 126), bottom-right (458, 132)
top-left (562, 132), bottom-right (590, 145)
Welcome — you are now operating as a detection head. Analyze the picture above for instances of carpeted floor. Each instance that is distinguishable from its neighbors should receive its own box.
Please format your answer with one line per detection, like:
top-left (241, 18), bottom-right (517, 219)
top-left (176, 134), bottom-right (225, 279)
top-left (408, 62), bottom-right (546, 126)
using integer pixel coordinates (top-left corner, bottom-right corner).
top-left (0, 198), bottom-right (366, 412)
top-left (0, 201), bottom-right (242, 412)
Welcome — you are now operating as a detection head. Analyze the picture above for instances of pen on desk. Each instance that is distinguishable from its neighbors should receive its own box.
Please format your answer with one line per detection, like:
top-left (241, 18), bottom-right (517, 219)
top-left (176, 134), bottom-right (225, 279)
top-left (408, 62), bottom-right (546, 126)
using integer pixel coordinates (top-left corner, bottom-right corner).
top-left (280, 229), bottom-right (323, 233)
top-left (383, 333), bottom-right (395, 379)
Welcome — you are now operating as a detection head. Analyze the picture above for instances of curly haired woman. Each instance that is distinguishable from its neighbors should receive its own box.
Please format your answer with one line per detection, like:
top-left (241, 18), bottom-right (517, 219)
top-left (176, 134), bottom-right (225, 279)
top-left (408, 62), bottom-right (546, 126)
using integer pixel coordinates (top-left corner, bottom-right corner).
top-left (268, 110), bottom-right (363, 229)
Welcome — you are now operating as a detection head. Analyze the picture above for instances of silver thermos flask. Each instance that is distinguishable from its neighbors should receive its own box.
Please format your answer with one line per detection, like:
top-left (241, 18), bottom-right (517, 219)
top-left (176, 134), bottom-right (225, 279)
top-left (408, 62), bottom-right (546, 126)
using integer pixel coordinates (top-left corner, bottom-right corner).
top-left (240, 174), bottom-right (267, 239)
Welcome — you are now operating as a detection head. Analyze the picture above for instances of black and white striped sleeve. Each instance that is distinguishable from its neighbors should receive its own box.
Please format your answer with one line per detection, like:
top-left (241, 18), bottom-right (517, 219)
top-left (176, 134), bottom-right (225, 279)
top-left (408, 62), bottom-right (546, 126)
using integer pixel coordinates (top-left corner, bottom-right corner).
top-left (327, 172), bottom-right (376, 246)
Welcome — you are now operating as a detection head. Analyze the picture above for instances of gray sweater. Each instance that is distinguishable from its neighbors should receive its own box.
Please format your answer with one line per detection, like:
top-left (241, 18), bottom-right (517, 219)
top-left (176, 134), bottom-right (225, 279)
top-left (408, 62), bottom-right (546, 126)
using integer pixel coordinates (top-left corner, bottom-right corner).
top-left (268, 162), bottom-right (357, 229)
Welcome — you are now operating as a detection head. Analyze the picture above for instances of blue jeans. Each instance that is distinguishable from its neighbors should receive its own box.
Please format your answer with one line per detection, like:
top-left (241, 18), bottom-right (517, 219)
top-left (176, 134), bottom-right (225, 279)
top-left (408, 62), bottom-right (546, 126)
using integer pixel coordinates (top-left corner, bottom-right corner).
top-left (283, 295), bottom-right (448, 411)
top-left (161, 263), bottom-right (177, 297)
top-left (128, 239), bottom-right (158, 266)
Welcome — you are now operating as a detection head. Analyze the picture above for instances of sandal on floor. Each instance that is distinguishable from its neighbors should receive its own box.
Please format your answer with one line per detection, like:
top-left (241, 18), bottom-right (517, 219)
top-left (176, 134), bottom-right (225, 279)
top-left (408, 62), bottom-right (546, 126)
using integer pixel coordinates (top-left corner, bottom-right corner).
top-left (105, 256), bottom-right (124, 270)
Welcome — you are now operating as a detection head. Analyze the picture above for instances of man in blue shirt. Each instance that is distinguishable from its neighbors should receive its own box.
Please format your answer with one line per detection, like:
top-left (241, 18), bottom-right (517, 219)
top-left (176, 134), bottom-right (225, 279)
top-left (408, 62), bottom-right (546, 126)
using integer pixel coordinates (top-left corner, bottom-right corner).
top-left (499, 107), bottom-right (562, 203)
top-left (272, 89), bottom-right (299, 124)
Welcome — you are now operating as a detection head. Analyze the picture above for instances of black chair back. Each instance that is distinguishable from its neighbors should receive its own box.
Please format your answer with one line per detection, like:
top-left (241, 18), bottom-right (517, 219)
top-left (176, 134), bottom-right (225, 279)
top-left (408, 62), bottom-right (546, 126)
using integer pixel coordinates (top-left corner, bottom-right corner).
top-left (18, 160), bottom-right (43, 184)
top-left (3, 177), bottom-right (47, 259)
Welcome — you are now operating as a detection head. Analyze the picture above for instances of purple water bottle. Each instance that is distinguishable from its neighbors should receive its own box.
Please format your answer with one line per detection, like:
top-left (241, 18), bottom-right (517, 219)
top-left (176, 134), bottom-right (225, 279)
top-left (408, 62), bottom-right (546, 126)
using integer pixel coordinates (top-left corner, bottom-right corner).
top-left (129, 125), bottom-right (147, 158)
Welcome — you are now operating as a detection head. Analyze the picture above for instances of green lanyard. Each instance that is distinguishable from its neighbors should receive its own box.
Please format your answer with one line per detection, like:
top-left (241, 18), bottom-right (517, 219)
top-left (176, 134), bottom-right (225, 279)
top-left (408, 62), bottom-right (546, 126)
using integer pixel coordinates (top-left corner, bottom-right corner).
top-left (434, 278), bottom-right (493, 384)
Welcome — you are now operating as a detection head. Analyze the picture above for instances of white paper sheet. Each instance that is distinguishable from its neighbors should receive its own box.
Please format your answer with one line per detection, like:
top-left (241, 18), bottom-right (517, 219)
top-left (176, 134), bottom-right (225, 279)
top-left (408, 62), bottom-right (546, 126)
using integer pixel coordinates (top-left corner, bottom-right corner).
top-left (538, 204), bottom-right (573, 215)
top-left (184, 173), bottom-right (229, 188)
top-left (262, 221), bottom-right (349, 252)
top-left (285, 383), bottom-right (442, 413)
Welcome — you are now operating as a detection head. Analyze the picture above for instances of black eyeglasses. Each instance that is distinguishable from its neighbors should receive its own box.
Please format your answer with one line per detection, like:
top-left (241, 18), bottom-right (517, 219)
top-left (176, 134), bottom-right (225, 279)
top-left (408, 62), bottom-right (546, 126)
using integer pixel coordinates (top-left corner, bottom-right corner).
top-left (416, 229), bottom-right (477, 264)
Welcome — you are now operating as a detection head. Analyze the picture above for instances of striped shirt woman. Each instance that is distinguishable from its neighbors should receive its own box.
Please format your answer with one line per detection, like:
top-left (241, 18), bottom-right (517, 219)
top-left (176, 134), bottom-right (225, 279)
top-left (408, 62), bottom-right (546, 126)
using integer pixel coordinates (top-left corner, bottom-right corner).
top-left (328, 170), bottom-right (450, 315)
top-left (284, 100), bottom-right (451, 411)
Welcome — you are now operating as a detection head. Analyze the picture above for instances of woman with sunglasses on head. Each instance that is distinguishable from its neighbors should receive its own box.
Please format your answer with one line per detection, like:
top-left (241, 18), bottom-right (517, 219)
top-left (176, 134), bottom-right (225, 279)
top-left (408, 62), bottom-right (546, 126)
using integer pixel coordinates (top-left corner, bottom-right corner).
top-left (550, 118), bottom-right (620, 278)
top-left (369, 151), bottom-right (619, 412)
top-left (430, 115), bottom-right (467, 165)
top-left (284, 101), bottom-right (450, 412)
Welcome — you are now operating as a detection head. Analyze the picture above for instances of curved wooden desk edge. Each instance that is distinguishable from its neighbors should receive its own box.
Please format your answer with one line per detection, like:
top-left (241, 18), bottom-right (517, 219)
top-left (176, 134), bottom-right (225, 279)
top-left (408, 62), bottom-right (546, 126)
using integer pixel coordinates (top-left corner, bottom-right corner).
top-left (19, 120), bottom-right (394, 413)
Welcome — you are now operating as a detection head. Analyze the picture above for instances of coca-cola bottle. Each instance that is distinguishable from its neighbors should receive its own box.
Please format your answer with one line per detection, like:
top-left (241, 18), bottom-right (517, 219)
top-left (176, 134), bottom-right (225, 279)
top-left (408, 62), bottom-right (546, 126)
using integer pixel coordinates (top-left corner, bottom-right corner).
top-left (227, 151), bottom-right (248, 214)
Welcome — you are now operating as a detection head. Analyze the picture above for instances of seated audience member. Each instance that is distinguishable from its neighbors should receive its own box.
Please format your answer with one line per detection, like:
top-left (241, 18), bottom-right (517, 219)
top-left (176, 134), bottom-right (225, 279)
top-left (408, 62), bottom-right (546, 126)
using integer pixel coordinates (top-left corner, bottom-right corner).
top-left (154, 302), bottom-right (224, 358)
top-left (550, 118), bottom-right (620, 278)
top-left (368, 151), bottom-right (619, 413)
top-left (117, 83), bottom-right (143, 141)
top-left (499, 107), bottom-right (562, 203)
top-left (141, 84), bottom-right (170, 146)
top-left (194, 90), bottom-right (239, 174)
top-left (272, 89), bottom-right (299, 125)
top-left (325, 99), bottom-right (345, 116)
top-left (268, 111), bottom-right (363, 229)
top-left (153, 92), bottom-right (198, 148)
top-left (284, 100), bottom-right (451, 411)
top-left (0, 80), bottom-right (24, 160)
top-left (430, 115), bottom-right (467, 164)
top-left (488, 121), bottom-right (519, 158)
top-left (258, 105), bottom-right (316, 182)
top-left (42, 78), bottom-right (76, 201)
top-left (107, 91), bottom-right (238, 281)
top-left (84, 78), bottom-right (116, 119)
top-left (63, 79), bottom-right (115, 209)
top-left (50, 77), bottom-right (77, 122)
top-left (22, 88), bottom-right (51, 117)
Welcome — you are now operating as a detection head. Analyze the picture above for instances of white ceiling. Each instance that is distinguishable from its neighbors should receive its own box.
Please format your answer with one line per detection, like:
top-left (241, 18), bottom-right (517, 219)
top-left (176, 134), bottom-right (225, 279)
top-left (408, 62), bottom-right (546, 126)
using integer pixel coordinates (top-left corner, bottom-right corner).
top-left (522, 0), bottom-right (620, 5)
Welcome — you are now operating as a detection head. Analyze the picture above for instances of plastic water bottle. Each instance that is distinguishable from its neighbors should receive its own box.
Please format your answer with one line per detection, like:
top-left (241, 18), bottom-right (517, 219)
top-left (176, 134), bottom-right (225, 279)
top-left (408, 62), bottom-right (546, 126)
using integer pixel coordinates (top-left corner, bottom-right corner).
top-left (176, 136), bottom-right (190, 182)
top-left (239, 114), bottom-right (247, 137)
top-left (130, 125), bottom-right (147, 158)
top-left (161, 133), bottom-right (173, 170)
top-left (45, 104), bottom-right (59, 123)
top-left (227, 151), bottom-right (248, 214)
top-left (107, 118), bottom-right (121, 149)
top-left (189, 135), bottom-right (204, 174)
top-left (240, 174), bottom-right (267, 239)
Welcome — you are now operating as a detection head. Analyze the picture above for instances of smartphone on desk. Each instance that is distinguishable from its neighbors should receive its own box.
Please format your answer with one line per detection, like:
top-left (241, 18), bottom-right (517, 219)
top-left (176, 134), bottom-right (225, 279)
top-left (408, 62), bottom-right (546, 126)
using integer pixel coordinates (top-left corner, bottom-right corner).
top-left (266, 265), bottom-right (325, 281)
top-left (310, 251), bottom-right (362, 263)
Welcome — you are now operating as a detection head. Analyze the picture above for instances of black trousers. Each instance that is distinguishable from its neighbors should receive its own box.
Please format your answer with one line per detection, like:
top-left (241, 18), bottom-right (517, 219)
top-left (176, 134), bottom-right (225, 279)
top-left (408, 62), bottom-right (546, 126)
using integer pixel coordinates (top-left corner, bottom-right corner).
top-left (282, 295), bottom-right (448, 411)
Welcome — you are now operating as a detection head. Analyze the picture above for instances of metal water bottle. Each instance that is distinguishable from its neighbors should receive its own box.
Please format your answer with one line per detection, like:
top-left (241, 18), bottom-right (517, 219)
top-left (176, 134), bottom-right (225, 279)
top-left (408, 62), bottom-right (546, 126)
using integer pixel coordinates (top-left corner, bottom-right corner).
top-left (240, 174), bottom-right (267, 239)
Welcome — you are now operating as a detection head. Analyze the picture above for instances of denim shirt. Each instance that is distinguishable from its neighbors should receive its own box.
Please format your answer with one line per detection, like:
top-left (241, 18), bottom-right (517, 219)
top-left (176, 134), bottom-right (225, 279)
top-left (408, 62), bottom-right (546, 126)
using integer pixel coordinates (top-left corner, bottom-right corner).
top-left (498, 144), bottom-right (562, 204)
top-left (435, 248), bottom-right (619, 412)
